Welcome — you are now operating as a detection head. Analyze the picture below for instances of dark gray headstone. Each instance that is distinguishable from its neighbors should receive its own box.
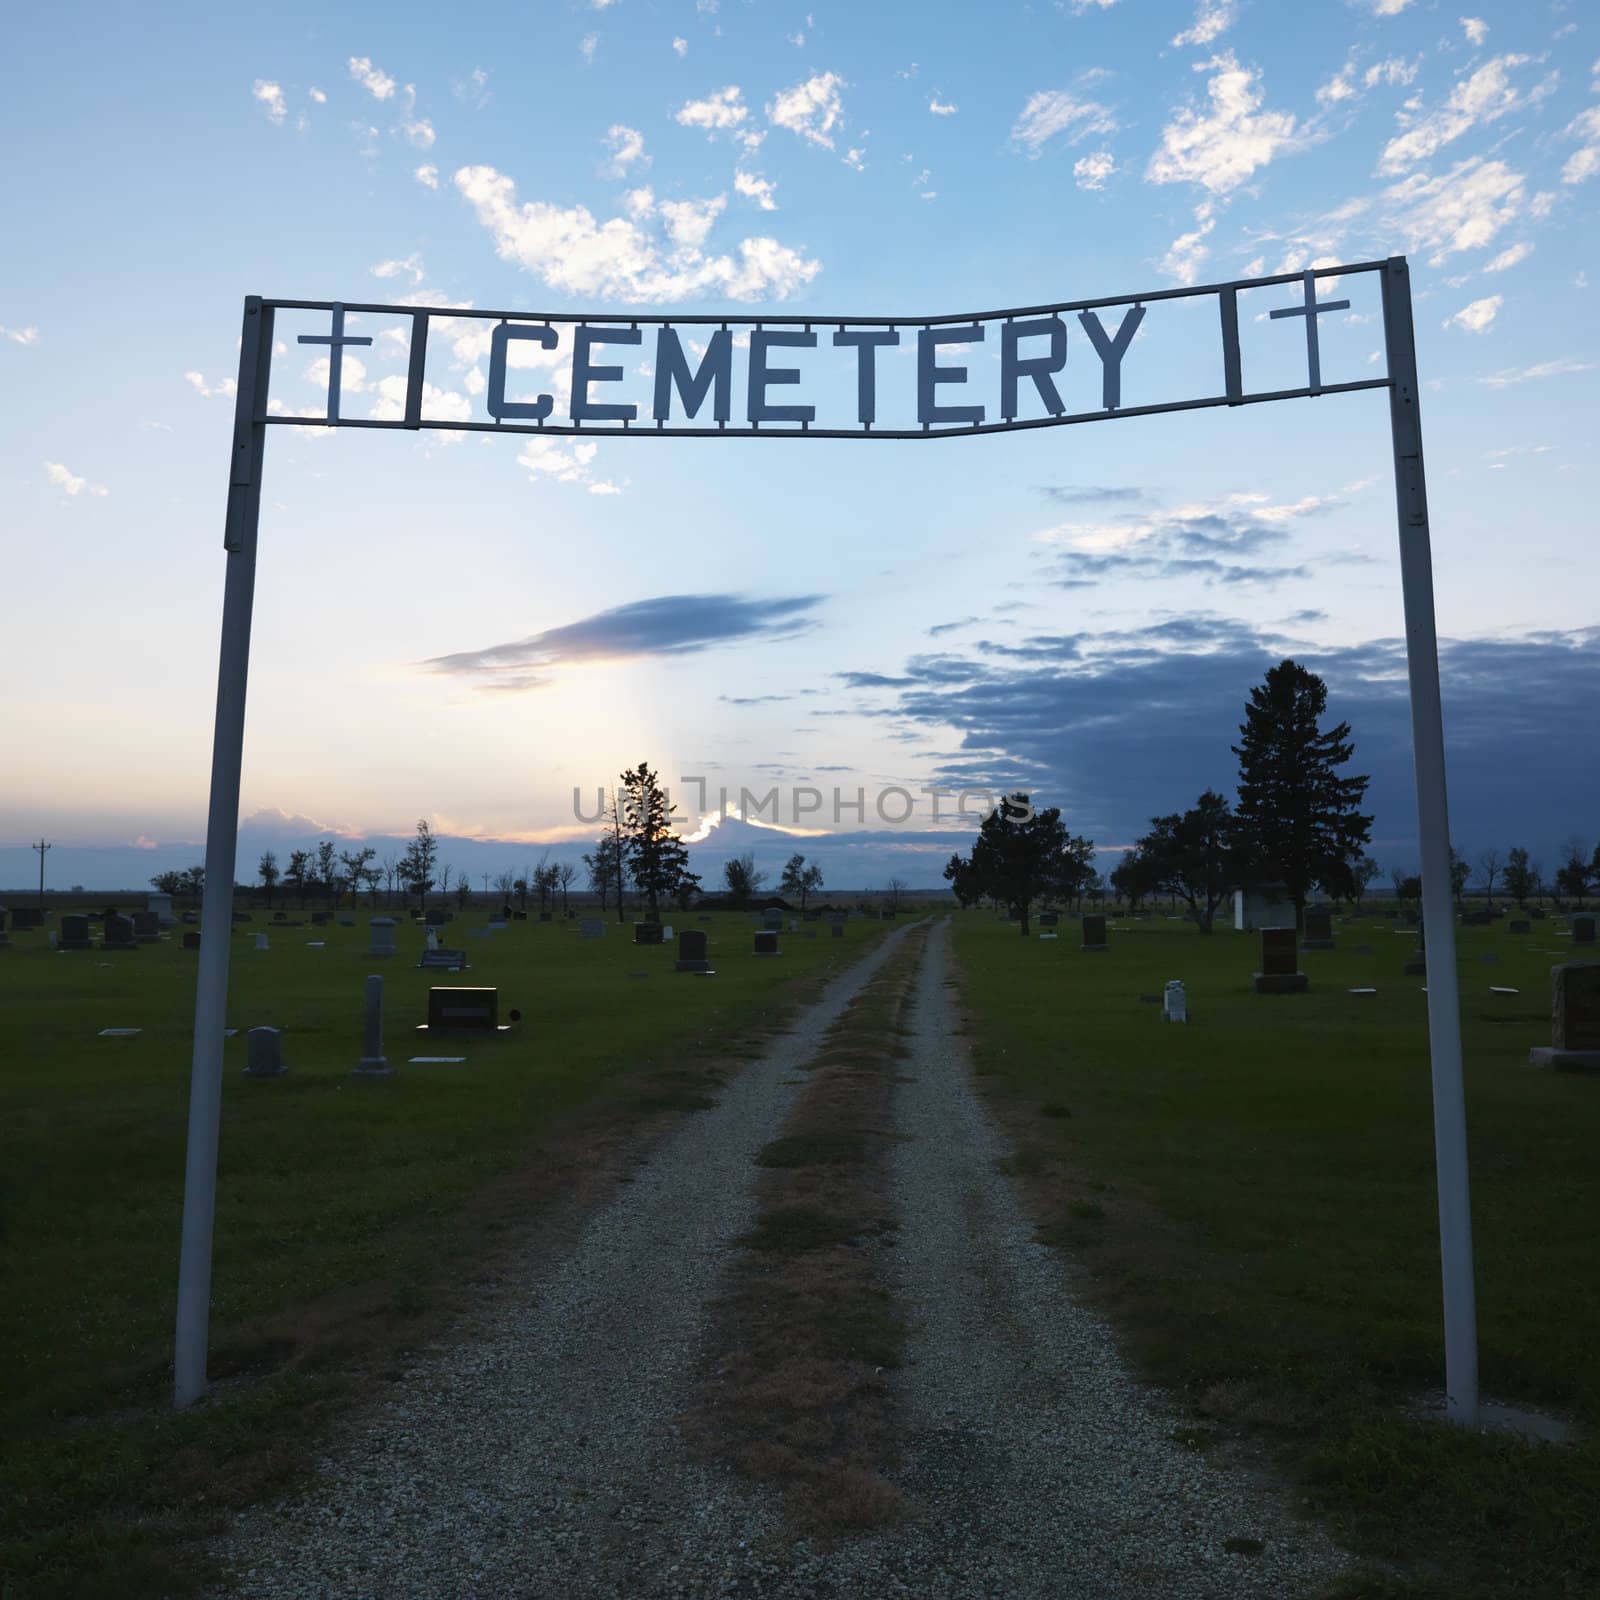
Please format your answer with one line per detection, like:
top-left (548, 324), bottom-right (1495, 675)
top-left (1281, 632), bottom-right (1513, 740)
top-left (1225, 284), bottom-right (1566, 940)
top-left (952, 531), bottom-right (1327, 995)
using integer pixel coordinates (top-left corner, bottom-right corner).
top-left (754, 930), bottom-right (779, 956)
top-left (244, 1025), bottom-right (286, 1078)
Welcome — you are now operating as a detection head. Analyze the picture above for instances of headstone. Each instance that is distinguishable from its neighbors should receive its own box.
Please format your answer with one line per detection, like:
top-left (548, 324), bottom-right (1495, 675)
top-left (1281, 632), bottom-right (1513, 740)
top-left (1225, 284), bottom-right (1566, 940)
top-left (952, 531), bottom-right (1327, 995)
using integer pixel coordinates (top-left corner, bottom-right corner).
top-left (59, 913), bottom-right (93, 950)
top-left (1509, 920), bottom-right (1531, 935)
top-left (146, 891), bottom-right (175, 926)
top-left (790, 919), bottom-right (799, 933)
top-left (244, 1025), bottom-right (286, 1078)
top-left (488, 918), bottom-right (507, 931)
top-left (1081, 914), bottom-right (1108, 952)
top-left (1253, 927), bottom-right (1307, 994)
top-left (182, 931), bottom-right (201, 951)
top-left (369, 917), bottom-right (397, 957)
top-left (181, 910), bottom-right (198, 924)
top-left (1162, 980), bottom-right (1188, 1023)
top-left (273, 910), bottom-right (287, 922)
top-left (1039, 911), bottom-right (1059, 927)
top-left (420, 948), bottom-right (468, 971)
top-left (253, 931), bottom-right (269, 952)
top-left (131, 911), bottom-right (161, 944)
top-left (311, 911), bottom-right (331, 926)
top-left (231, 911), bottom-right (251, 923)
top-left (580, 918), bottom-right (605, 939)
top-left (0, 907), bottom-right (8, 949)
top-left (426, 928), bottom-right (439, 951)
top-left (831, 921), bottom-right (844, 938)
top-left (338, 916), bottom-right (355, 927)
top-left (539, 910), bottom-right (553, 922)
top-left (1571, 915), bottom-right (1595, 945)
top-left (662, 924), bottom-right (674, 940)
top-left (1528, 963), bottom-right (1600, 1071)
top-left (425, 909), bottom-right (447, 927)
top-left (354, 974), bottom-right (392, 1076)
top-left (11, 907), bottom-right (46, 930)
top-left (103, 915), bottom-right (138, 952)
top-left (763, 908), bottom-right (783, 931)
top-left (424, 987), bottom-right (502, 1032)
top-left (1301, 909), bottom-right (1334, 949)
top-left (634, 922), bottom-right (664, 946)
top-left (513, 910), bottom-right (527, 921)
top-left (754, 930), bottom-right (780, 956)
top-left (675, 929), bottom-right (712, 973)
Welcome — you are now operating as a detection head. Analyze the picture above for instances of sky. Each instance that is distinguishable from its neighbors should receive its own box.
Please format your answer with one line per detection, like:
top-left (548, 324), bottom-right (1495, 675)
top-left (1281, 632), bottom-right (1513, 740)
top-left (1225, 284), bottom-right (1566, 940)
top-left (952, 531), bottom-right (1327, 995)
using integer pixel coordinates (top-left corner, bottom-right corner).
top-left (2, 0), bottom-right (1596, 892)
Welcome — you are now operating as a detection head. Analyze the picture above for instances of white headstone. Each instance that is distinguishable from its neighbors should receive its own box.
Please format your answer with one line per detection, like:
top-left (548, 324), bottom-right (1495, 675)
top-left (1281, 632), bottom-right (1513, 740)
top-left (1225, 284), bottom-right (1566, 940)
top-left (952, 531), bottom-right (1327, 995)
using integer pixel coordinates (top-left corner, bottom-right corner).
top-left (254, 932), bottom-right (269, 952)
top-left (426, 928), bottom-right (439, 951)
top-left (368, 917), bottom-right (398, 957)
top-left (146, 891), bottom-right (175, 926)
top-left (354, 973), bottom-right (392, 1076)
top-left (1162, 980), bottom-right (1188, 1024)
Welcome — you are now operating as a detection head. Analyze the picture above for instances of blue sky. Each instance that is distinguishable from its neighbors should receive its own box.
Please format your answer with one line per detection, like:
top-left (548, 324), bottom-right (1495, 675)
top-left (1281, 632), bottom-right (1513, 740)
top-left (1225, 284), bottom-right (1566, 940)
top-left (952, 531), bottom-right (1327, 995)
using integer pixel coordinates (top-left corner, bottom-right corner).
top-left (3, 0), bottom-right (1595, 891)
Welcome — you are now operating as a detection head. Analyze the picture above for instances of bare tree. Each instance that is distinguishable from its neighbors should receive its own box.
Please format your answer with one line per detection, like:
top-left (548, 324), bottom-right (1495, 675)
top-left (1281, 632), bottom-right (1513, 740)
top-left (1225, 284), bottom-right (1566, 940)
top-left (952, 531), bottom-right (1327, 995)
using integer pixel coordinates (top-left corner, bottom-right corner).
top-left (380, 852), bottom-right (399, 908)
top-left (1477, 848), bottom-right (1502, 904)
top-left (885, 876), bottom-right (909, 913)
top-left (557, 861), bottom-right (577, 913)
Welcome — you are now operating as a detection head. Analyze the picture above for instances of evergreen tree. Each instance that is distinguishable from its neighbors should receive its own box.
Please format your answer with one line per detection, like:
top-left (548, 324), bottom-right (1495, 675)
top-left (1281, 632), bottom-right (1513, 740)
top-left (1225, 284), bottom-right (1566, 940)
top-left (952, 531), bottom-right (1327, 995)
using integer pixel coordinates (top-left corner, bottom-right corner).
top-left (1231, 659), bottom-right (1372, 926)
top-left (619, 761), bottom-right (699, 918)
top-left (399, 819), bottom-right (438, 913)
top-left (961, 794), bottom-right (1081, 936)
top-left (258, 849), bottom-right (279, 907)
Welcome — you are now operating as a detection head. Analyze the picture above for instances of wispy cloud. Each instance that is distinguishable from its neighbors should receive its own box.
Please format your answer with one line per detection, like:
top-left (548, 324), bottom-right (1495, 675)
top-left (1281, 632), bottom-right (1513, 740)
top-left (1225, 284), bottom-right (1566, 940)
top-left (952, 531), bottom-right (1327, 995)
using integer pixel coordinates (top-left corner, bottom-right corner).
top-left (1010, 89), bottom-right (1118, 156)
top-left (44, 461), bottom-right (108, 498)
top-left (348, 56), bottom-right (396, 100)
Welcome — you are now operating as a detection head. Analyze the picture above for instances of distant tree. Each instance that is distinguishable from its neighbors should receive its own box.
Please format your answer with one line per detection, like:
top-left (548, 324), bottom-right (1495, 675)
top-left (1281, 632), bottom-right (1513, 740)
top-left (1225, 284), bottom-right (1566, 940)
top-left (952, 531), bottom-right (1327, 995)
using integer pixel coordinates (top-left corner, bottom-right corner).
top-left (494, 869), bottom-right (515, 906)
top-left (455, 874), bottom-right (473, 909)
top-left (1390, 865), bottom-right (1409, 904)
top-left (943, 851), bottom-right (980, 908)
top-left (780, 852), bottom-right (824, 911)
top-left (182, 865), bottom-right (205, 899)
top-left (1503, 846), bottom-right (1538, 908)
top-left (1134, 789), bottom-right (1236, 933)
top-left (285, 848), bottom-right (311, 907)
top-left (1352, 854), bottom-right (1381, 906)
top-left (1555, 840), bottom-right (1590, 908)
top-left (584, 837), bottom-right (621, 912)
top-left (438, 863), bottom-right (455, 904)
top-left (1400, 874), bottom-right (1422, 904)
top-left (150, 869), bottom-right (185, 895)
top-left (723, 852), bottom-right (767, 908)
top-left (558, 861), bottom-right (577, 913)
top-left (884, 876), bottom-right (909, 914)
top-left (1449, 847), bottom-right (1471, 907)
top-left (512, 875), bottom-right (529, 911)
top-left (1477, 848), bottom-right (1502, 904)
top-left (957, 794), bottom-right (1073, 935)
top-left (1231, 659), bottom-right (1372, 928)
top-left (258, 849), bottom-right (280, 907)
top-left (379, 852), bottom-right (400, 909)
top-left (399, 819), bottom-right (438, 912)
top-left (360, 863), bottom-right (383, 907)
top-left (607, 790), bottom-right (629, 921)
top-left (340, 846), bottom-right (375, 909)
top-left (1048, 832), bottom-right (1098, 910)
top-left (620, 761), bottom-right (699, 919)
top-left (314, 840), bottom-right (338, 907)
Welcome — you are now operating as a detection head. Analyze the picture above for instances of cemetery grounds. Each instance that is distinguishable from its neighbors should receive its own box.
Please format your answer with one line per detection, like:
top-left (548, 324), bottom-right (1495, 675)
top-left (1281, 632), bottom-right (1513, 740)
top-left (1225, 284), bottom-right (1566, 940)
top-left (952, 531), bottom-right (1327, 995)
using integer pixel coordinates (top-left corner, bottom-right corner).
top-left (950, 906), bottom-right (1600, 1598)
top-left (0, 901), bottom-right (1596, 1597)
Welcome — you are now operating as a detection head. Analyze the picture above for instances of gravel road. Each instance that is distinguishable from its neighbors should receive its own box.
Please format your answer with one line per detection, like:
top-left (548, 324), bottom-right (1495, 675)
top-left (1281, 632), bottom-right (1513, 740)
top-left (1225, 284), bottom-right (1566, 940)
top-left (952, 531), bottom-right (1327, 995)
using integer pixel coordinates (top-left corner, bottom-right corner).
top-left (207, 916), bottom-right (1357, 1599)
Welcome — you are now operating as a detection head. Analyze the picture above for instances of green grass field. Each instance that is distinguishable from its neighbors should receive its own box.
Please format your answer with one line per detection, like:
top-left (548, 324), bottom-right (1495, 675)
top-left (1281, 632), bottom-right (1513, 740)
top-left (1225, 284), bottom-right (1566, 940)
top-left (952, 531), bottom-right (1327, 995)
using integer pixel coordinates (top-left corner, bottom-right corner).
top-left (0, 902), bottom-right (888, 1597)
top-left (950, 906), bottom-right (1599, 1599)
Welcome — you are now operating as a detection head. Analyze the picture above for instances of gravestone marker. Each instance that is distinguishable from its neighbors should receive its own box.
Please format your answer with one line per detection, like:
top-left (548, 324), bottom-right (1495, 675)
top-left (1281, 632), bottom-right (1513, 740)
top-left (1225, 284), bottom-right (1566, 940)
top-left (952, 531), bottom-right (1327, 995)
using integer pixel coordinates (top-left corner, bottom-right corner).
top-left (634, 921), bottom-right (664, 946)
top-left (425, 910), bottom-right (447, 927)
top-left (354, 974), bottom-right (392, 1076)
top-left (1163, 980), bottom-right (1188, 1023)
top-left (1081, 914), bottom-right (1108, 952)
top-left (539, 910), bottom-right (553, 922)
top-left (423, 987), bottom-right (505, 1032)
top-left (11, 907), bottom-right (46, 931)
top-left (131, 911), bottom-right (161, 944)
top-left (1528, 963), bottom-right (1600, 1071)
top-left (1302, 909), bottom-right (1334, 949)
top-left (580, 918), bottom-right (605, 939)
top-left (1405, 920), bottom-right (1428, 977)
top-left (59, 914), bottom-right (92, 950)
top-left (1039, 911), bottom-right (1059, 927)
top-left (104, 915), bottom-right (138, 952)
top-left (1253, 927), bottom-right (1307, 994)
top-left (1571, 915), bottom-right (1596, 946)
top-left (368, 917), bottom-right (397, 957)
top-left (183, 931), bottom-right (201, 951)
top-left (831, 921), bottom-right (844, 938)
top-left (253, 932), bottom-right (269, 952)
top-left (763, 908), bottom-right (783, 931)
top-left (1509, 920), bottom-right (1531, 935)
top-left (243, 1026), bottom-right (286, 1078)
top-left (676, 929), bottom-right (712, 973)
top-left (755, 931), bottom-right (780, 957)
top-left (147, 891), bottom-right (175, 926)
top-left (0, 908), bottom-right (9, 950)
top-left (420, 949), bottom-right (468, 972)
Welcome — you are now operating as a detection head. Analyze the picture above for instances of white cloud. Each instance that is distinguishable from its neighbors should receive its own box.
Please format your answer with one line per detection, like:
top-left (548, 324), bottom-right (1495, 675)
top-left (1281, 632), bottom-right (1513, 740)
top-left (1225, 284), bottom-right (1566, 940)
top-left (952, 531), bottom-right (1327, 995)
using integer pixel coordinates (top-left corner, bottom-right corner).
top-left (44, 461), bottom-right (107, 498)
top-left (309, 87), bottom-right (326, 104)
top-left (843, 146), bottom-right (866, 171)
top-left (415, 163), bottom-right (440, 188)
top-left (1482, 240), bottom-right (1532, 271)
top-left (1444, 293), bottom-right (1501, 333)
top-left (1378, 54), bottom-right (1544, 174)
top-left (579, 33), bottom-right (599, 65)
top-left (1477, 357), bottom-right (1593, 386)
top-left (252, 80), bottom-right (287, 124)
top-left (602, 124), bottom-right (648, 176)
top-left (1010, 89), bottom-right (1117, 155)
top-left (1365, 58), bottom-right (1419, 89)
top-left (675, 85), bottom-right (747, 134)
top-left (1074, 151), bottom-right (1116, 189)
top-left (401, 110), bottom-right (435, 148)
top-left (368, 374), bottom-right (470, 425)
top-left (517, 437), bottom-right (601, 485)
top-left (1172, 1), bottom-right (1235, 49)
top-left (1067, 0), bottom-right (1120, 10)
top-left (184, 370), bottom-right (237, 399)
top-left (1564, 146), bottom-right (1600, 184)
top-left (1160, 212), bottom-right (1215, 284)
top-left (1561, 107), bottom-right (1600, 185)
top-left (588, 480), bottom-right (624, 495)
top-left (372, 253), bottom-right (426, 286)
top-left (672, 37), bottom-right (688, 58)
top-left (348, 56), bottom-right (396, 100)
top-left (1368, 0), bottom-right (1416, 14)
top-left (734, 169), bottom-right (778, 209)
top-left (788, 30), bottom-right (806, 47)
top-left (1384, 156), bottom-right (1525, 263)
top-left (768, 71), bottom-right (845, 148)
top-left (305, 354), bottom-right (368, 394)
top-left (1, 324), bottom-right (39, 346)
top-left (929, 96), bottom-right (958, 116)
top-left (1461, 17), bottom-right (1488, 46)
top-left (1145, 53), bottom-right (1305, 194)
top-left (453, 163), bottom-right (820, 301)
top-left (659, 194), bottom-right (726, 248)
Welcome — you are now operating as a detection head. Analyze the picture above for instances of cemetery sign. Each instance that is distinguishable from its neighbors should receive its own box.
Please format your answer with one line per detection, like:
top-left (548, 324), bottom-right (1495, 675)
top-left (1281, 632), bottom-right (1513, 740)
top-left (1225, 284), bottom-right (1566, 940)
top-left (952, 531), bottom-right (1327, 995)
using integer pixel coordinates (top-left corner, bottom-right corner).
top-left (178, 256), bottom-right (1479, 1430)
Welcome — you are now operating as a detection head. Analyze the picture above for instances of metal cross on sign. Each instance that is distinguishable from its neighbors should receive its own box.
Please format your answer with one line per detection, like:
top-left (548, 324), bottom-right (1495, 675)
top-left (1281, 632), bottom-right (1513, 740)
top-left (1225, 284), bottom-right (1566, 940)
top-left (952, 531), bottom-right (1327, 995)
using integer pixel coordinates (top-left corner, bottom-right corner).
top-left (297, 303), bottom-right (373, 423)
top-left (1268, 269), bottom-right (1351, 394)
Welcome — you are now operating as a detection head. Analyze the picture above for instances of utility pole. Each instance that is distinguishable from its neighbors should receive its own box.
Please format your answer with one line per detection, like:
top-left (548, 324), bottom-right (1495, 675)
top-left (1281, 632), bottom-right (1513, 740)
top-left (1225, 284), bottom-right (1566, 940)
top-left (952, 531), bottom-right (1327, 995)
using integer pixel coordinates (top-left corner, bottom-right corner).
top-left (33, 839), bottom-right (51, 908)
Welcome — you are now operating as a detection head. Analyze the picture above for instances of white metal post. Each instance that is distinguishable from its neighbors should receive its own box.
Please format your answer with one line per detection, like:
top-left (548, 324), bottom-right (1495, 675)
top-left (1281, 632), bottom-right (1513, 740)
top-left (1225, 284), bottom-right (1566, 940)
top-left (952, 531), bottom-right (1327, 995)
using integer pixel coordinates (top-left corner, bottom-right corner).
top-left (1381, 257), bottom-right (1479, 1426)
top-left (174, 297), bottom-right (273, 1409)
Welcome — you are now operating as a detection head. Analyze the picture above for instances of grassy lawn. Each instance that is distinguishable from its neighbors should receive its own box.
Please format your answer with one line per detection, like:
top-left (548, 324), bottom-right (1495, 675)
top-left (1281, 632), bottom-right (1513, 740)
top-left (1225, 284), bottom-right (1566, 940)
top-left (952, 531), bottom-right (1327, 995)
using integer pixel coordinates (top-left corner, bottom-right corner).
top-left (0, 903), bottom-right (886, 1597)
top-left (950, 906), bottom-right (1599, 1599)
